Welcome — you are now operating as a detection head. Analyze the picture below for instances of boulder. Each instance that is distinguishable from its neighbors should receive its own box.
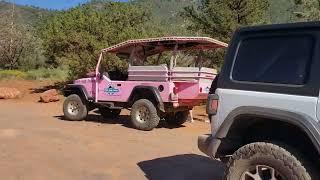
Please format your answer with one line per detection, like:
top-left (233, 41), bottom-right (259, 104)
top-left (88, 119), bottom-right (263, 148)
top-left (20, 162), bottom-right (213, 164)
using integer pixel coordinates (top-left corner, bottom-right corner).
top-left (40, 89), bottom-right (60, 103)
top-left (0, 87), bottom-right (22, 99)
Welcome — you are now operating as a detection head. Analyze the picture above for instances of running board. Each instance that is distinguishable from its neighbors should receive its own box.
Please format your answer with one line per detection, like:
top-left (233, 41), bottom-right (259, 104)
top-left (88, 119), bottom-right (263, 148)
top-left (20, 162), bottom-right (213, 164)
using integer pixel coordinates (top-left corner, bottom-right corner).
top-left (96, 102), bottom-right (122, 109)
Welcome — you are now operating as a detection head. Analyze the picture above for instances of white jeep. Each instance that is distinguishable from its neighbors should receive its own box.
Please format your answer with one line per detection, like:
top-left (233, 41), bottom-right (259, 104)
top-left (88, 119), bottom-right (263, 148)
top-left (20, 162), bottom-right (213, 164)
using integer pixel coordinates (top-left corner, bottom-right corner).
top-left (199, 22), bottom-right (320, 179)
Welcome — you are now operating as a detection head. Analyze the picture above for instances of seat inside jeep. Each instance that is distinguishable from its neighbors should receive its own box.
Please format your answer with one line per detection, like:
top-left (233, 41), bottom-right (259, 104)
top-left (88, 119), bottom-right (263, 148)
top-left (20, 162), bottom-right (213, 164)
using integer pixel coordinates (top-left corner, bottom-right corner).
top-left (128, 65), bottom-right (168, 81)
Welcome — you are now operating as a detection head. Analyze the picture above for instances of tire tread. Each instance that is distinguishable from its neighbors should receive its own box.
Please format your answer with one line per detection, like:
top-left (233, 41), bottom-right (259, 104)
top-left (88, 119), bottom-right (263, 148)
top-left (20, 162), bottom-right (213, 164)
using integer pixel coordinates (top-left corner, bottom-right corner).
top-left (130, 99), bottom-right (160, 131)
top-left (63, 94), bottom-right (88, 121)
top-left (225, 142), bottom-right (311, 180)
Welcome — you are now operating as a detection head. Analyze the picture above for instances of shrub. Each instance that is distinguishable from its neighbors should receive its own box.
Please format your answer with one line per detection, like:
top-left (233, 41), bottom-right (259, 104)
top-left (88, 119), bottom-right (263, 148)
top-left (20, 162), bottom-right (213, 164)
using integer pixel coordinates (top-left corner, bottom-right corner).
top-left (25, 68), bottom-right (68, 81)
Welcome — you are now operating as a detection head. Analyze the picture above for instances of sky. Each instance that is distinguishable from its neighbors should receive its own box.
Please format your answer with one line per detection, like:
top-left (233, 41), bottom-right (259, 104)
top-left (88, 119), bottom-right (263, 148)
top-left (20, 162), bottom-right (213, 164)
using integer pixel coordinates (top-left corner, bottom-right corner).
top-left (5, 0), bottom-right (127, 10)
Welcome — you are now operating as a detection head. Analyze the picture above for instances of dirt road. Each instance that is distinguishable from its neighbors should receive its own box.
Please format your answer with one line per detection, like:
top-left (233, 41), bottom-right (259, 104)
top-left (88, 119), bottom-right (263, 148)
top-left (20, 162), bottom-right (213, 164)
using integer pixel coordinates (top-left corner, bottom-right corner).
top-left (0, 80), bottom-right (224, 180)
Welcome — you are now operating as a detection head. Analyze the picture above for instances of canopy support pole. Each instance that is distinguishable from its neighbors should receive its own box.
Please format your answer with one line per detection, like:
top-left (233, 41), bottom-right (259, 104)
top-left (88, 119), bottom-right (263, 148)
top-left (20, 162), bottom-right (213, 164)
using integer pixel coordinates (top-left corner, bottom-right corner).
top-left (95, 52), bottom-right (103, 102)
top-left (170, 44), bottom-right (179, 70)
top-left (129, 46), bottom-right (136, 66)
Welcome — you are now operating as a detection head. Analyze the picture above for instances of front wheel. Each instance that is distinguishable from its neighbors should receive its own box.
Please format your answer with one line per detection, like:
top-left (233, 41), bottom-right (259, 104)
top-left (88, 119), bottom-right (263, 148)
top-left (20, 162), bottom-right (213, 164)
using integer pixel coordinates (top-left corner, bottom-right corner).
top-left (130, 99), bottom-right (160, 131)
top-left (225, 142), bottom-right (311, 180)
top-left (63, 94), bottom-right (88, 121)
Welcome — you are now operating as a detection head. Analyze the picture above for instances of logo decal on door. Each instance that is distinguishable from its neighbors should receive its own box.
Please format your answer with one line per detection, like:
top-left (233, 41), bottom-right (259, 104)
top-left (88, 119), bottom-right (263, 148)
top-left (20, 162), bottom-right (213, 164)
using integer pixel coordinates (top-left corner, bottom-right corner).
top-left (104, 84), bottom-right (120, 96)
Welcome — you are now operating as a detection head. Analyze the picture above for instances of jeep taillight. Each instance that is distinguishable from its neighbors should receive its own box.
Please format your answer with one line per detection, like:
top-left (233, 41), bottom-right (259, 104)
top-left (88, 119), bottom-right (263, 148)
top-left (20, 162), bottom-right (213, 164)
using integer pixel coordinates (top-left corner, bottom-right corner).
top-left (206, 94), bottom-right (219, 115)
top-left (210, 99), bottom-right (218, 111)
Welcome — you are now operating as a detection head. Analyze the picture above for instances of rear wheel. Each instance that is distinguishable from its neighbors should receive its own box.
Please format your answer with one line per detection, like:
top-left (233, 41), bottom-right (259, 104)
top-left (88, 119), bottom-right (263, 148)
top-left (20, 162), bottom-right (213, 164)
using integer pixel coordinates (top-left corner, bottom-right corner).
top-left (165, 111), bottom-right (189, 125)
top-left (130, 99), bottom-right (160, 131)
top-left (63, 94), bottom-right (88, 121)
top-left (225, 142), bottom-right (311, 180)
top-left (99, 107), bottom-right (121, 118)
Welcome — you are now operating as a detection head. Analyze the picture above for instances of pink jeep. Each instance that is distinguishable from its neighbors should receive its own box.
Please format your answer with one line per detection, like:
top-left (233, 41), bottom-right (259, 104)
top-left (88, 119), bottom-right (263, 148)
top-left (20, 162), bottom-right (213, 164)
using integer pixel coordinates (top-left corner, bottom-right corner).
top-left (63, 37), bottom-right (227, 130)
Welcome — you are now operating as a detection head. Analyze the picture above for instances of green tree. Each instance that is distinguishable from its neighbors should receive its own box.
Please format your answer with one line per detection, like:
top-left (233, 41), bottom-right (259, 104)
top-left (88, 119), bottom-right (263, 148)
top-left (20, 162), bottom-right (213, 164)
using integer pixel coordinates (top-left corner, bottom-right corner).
top-left (0, 1), bottom-right (46, 70)
top-left (293, 0), bottom-right (320, 21)
top-left (40, 2), bottom-right (155, 79)
top-left (182, 0), bottom-right (270, 68)
top-left (183, 0), bottom-right (270, 42)
top-left (269, 0), bottom-right (296, 23)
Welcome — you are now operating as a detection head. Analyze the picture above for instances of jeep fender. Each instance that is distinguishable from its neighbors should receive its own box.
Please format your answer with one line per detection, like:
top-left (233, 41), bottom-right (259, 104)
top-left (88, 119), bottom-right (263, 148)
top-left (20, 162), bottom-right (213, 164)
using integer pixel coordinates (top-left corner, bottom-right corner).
top-left (63, 84), bottom-right (93, 102)
top-left (216, 106), bottom-right (320, 155)
top-left (128, 86), bottom-right (165, 112)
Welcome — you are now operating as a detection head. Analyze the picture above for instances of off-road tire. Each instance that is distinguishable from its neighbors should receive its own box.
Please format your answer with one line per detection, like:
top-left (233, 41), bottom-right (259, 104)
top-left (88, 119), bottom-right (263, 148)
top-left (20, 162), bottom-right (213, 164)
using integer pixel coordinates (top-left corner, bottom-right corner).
top-left (130, 99), bottom-right (160, 131)
top-left (63, 94), bottom-right (88, 121)
top-left (225, 142), bottom-right (311, 180)
top-left (166, 111), bottom-right (189, 125)
top-left (99, 107), bottom-right (121, 118)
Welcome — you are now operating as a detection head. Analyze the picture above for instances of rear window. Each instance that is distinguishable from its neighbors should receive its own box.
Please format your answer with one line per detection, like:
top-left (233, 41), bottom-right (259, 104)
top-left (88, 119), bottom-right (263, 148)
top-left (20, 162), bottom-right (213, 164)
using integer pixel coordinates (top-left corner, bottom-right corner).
top-left (232, 35), bottom-right (314, 85)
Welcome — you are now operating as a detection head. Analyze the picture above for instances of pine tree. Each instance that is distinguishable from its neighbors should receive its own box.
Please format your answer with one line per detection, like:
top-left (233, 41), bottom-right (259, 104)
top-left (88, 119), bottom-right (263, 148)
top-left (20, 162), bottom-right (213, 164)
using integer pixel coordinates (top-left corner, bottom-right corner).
top-left (182, 0), bottom-right (269, 68)
top-left (183, 0), bottom-right (270, 42)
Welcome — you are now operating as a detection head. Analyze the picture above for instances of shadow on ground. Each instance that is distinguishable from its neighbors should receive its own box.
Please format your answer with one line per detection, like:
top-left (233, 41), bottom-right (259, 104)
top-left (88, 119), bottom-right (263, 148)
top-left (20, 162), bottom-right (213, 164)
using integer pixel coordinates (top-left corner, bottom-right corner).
top-left (194, 117), bottom-right (206, 121)
top-left (137, 154), bottom-right (225, 180)
top-left (54, 112), bottom-right (186, 130)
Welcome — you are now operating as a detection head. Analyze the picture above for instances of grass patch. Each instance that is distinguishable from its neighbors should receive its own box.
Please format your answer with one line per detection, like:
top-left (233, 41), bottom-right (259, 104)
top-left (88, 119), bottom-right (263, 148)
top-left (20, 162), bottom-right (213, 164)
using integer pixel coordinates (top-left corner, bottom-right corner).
top-left (0, 68), bottom-right (68, 81)
top-left (0, 70), bottom-right (28, 79)
top-left (26, 68), bottom-right (68, 81)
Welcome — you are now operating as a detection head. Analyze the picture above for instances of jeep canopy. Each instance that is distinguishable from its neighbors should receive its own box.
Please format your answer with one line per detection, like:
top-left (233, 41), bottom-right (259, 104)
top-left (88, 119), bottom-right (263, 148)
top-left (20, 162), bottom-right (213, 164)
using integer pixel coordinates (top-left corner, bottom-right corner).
top-left (101, 36), bottom-right (228, 57)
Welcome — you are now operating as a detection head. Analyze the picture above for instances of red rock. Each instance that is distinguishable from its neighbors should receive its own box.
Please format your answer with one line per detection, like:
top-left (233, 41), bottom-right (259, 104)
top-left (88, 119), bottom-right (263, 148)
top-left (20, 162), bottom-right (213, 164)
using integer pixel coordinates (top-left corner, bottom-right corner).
top-left (0, 87), bottom-right (21, 99)
top-left (40, 89), bottom-right (60, 103)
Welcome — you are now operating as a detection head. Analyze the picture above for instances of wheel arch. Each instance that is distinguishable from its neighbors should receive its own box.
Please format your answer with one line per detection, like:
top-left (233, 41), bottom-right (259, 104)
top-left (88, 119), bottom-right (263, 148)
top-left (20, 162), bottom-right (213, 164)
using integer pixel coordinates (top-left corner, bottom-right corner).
top-left (63, 84), bottom-right (93, 102)
top-left (215, 106), bottom-right (320, 158)
top-left (128, 86), bottom-right (165, 112)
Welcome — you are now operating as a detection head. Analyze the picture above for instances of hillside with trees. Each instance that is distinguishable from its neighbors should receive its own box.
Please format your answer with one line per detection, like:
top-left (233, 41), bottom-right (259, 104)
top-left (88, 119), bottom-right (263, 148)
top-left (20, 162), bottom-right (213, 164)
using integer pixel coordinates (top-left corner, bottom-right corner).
top-left (0, 1), bottom-right (53, 70)
top-left (0, 0), bottom-right (319, 80)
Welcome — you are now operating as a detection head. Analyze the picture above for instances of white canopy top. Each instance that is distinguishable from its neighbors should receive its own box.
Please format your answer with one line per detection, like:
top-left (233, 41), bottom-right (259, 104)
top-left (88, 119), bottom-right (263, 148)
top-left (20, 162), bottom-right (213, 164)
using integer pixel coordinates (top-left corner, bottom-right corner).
top-left (101, 36), bottom-right (228, 57)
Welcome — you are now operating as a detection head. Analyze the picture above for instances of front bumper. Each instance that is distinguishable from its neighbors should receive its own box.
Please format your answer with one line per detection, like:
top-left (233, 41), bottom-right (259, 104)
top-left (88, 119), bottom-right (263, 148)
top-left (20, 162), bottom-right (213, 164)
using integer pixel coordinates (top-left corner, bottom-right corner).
top-left (198, 134), bottom-right (222, 158)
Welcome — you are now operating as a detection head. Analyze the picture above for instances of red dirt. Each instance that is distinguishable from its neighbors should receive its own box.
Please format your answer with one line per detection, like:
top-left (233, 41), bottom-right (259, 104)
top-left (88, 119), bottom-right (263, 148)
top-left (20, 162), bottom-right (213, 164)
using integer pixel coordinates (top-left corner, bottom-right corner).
top-left (0, 79), bottom-right (59, 102)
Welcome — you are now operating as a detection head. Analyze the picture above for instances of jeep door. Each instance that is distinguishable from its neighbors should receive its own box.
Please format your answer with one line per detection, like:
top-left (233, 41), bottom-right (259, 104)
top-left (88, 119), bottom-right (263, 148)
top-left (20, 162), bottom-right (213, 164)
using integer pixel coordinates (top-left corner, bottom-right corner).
top-left (97, 76), bottom-right (124, 102)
